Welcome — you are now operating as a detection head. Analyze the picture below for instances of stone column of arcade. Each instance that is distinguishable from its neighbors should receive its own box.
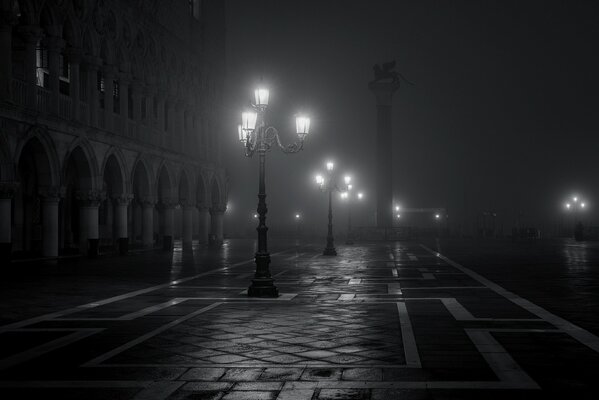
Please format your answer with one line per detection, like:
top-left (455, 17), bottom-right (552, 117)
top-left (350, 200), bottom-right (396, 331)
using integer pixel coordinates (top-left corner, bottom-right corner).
top-left (209, 205), bottom-right (225, 245)
top-left (182, 202), bottom-right (194, 249)
top-left (0, 182), bottom-right (19, 262)
top-left (161, 199), bottom-right (176, 250)
top-left (113, 194), bottom-right (132, 255)
top-left (40, 187), bottom-right (62, 258)
top-left (368, 76), bottom-right (400, 230)
top-left (77, 190), bottom-right (102, 258)
top-left (198, 205), bottom-right (210, 244)
top-left (141, 198), bottom-right (155, 248)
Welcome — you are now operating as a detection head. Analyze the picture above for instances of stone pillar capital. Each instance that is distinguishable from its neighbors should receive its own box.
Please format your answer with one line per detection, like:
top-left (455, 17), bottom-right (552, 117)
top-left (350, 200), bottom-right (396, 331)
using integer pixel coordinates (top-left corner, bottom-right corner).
top-left (38, 186), bottom-right (64, 202)
top-left (158, 197), bottom-right (178, 209)
top-left (0, 182), bottom-right (19, 199)
top-left (180, 199), bottom-right (195, 209)
top-left (112, 193), bottom-right (133, 206)
top-left (139, 196), bottom-right (156, 207)
top-left (76, 190), bottom-right (105, 207)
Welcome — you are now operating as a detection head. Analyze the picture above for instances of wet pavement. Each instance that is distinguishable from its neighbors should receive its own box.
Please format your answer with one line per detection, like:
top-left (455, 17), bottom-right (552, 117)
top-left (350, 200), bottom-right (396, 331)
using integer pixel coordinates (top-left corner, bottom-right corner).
top-left (0, 238), bottom-right (598, 399)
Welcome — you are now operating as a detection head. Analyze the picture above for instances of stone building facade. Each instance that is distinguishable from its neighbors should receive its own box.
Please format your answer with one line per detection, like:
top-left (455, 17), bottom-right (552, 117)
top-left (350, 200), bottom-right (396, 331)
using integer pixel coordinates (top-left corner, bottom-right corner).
top-left (0, 0), bottom-right (228, 261)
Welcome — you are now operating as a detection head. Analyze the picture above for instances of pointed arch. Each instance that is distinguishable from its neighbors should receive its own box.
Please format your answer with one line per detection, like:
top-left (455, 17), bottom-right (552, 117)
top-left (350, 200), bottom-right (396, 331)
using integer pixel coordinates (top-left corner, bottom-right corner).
top-left (131, 157), bottom-right (152, 201)
top-left (62, 137), bottom-right (100, 191)
top-left (62, 13), bottom-right (81, 49)
top-left (196, 171), bottom-right (208, 207)
top-left (210, 176), bottom-right (222, 207)
top-left (82, 27), bottom-right (99, 57)
top-left (100, 37), bottom-right (114, 65)
top-left (100, 147), bottom-right (128, 196)
top-left (155, 161), bottom-right (174, 203)
top-left (178, 168), bottom-right (192, 205)
top-left (14, 126), bottom-right (60, 187)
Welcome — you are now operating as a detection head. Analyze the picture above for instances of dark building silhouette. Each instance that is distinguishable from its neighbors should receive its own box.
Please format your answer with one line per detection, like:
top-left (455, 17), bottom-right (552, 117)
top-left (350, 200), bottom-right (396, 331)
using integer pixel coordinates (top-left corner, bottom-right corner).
top-left (0, 0), bottom-right (228, 261)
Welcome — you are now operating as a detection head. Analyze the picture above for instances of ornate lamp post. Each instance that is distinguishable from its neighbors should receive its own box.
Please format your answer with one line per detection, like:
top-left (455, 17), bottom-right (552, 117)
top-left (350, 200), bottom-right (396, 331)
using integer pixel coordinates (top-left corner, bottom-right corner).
top-left (238, 87), bottom-right (310, 297)
top-left (315, 162), bottom-right (350, 256)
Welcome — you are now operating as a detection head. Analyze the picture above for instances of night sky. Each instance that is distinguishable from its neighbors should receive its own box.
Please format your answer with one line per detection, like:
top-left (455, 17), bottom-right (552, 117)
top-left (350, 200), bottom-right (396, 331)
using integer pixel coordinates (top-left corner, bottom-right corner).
top-left (222, 0), bottom-right (599, 237)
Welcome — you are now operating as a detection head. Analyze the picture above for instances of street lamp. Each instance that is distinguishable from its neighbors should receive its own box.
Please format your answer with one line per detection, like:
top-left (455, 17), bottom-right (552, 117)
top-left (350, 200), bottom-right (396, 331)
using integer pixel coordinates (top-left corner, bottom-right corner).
top-left (315, 162), bottom-right (351, 255)
top-left (238, 86), bottom-right (310, 297)
top-left (564, 195), bottom-right (587, 240)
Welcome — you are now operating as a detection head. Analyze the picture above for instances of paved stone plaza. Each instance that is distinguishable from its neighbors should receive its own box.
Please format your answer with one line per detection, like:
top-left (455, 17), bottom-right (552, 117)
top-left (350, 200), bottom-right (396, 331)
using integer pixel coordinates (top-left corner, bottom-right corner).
top-left (1, 239), bottom-right (598, 399)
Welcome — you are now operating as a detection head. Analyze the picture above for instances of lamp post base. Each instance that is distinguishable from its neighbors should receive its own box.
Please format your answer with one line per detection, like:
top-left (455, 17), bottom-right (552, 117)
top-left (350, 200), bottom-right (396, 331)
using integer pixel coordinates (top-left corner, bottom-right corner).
top-left (323, 247), bottom-right (337, 256)
top-left (248, 278), bottom-right (279, 297)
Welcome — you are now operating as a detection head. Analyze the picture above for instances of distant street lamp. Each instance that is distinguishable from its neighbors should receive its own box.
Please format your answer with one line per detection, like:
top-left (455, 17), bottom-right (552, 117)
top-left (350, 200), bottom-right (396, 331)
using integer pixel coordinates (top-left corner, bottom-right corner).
top-left (238, 86), bottom-right (310, 297)
top-left (315, 162), bottom-right (350, 255)
top-left (564, 195), bottom-right (587, 240)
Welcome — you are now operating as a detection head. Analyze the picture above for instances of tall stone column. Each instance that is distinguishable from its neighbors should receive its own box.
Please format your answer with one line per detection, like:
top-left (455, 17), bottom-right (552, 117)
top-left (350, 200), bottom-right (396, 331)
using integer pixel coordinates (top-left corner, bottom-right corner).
top-left (141, 198), bottom-right (155, 248)
top-left (40, 187), bottom-right (62, 258)
top-left (209, 206), bottom-right (225, 246)
top-left (113, 194), bottom-right (132, 255)
top-left (182, 202), bottom-right (194, 249)
top-left (0, 9), bottom-right (17, 102)
top-left (198, 206), bottom-right (210, 244)
top-left (160, 199), bottom-right (176, 250)
top-left (368, 79), bottom-right (400, 228)
top-left (46, 36), bottom-right (64, 115)
top-left (0, 182), bottom-right (19, 262)
top-left (77, 190), bottom-right (102, 258)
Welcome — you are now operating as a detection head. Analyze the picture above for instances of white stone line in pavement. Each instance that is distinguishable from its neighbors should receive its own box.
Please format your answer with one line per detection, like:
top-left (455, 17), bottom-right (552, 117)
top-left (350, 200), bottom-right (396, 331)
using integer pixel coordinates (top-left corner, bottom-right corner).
top-left (338, 294), bottom-right (356, 300)
top-left (465, 330), bottom-right (539, 389)
top-left (282, 380), bottom-right (538, 390)
top-left (396, 302), bottom-right (421, 368)
top-left (0, 329), bottom-right (103, 371)
top-left (273, 269), bottom-right (290, 277)
top-left (82, 302), bottom-right (223, 367)
top-left (392, 268), bottom-right (398, 277)
top-left (0, 249), bottom-right (293, 333)
top-left (421, 244), bottom-right (599, 353)
top-left (348, 278), bottom-right (362, 284)
top-left (0, 380), bottom-right (154, 388)
top-left (408, 254), bottom-right (418, 261)
top-left (401, 286), bottom-right (487, 290)
top-left (132, 381), bottom-right (185, 400)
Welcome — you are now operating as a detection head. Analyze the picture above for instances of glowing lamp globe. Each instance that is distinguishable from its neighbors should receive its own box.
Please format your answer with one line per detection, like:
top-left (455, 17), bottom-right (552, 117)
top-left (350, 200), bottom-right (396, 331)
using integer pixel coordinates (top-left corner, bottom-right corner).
top-left (254, 88), bottom-right (269, 107)
top-left (242, 111), bottom-right (257, 132)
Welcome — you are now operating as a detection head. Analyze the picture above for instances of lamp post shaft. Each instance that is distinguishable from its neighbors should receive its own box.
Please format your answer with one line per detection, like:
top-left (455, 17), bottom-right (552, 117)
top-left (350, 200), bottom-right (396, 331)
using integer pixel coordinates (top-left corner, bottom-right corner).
top-left (323, 188), bottom-right (337, 255)
top-left (248, 133), bottom-right (278, 297)
top-left (346, 197), bottom-right (353, 244)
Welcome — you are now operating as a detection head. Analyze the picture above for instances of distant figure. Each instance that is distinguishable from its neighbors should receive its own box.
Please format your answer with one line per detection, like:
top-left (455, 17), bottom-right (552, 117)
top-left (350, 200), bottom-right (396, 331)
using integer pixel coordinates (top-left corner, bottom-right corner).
top-left (373, 61), bottom-right (399, 83)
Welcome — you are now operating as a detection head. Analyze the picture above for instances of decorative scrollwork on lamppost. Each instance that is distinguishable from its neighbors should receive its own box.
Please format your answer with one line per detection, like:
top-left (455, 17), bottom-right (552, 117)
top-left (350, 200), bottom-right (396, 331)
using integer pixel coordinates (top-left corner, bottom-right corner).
top-left (238, 87), bottom-right (311, 297)
top-left (315, 162), bottom-right (351, 256)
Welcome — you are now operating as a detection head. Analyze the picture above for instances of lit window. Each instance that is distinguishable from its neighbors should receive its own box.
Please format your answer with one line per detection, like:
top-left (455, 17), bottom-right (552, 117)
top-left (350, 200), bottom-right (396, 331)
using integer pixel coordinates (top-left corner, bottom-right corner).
top-left (35, 42), bottom-right (49, 88)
